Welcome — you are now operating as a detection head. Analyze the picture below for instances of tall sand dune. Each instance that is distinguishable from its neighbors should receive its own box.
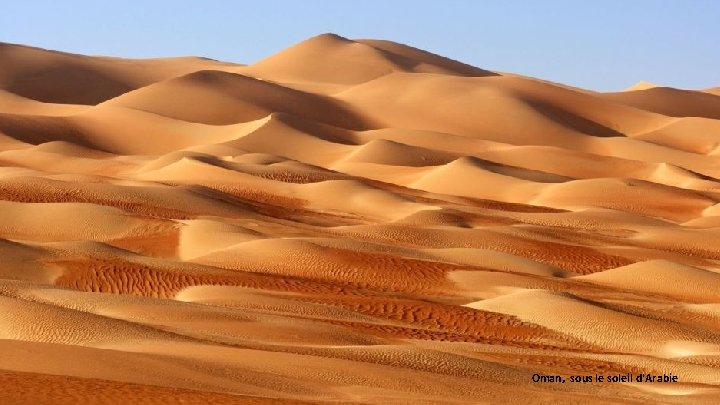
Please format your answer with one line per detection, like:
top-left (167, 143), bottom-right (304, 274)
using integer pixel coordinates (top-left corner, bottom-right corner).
top-left (243, 33), bottom-right (496, 86)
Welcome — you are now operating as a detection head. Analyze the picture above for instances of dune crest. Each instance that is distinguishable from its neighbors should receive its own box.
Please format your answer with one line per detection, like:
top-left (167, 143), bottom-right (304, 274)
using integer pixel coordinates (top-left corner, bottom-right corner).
top-left (623, 80), bottom-right (659, 91)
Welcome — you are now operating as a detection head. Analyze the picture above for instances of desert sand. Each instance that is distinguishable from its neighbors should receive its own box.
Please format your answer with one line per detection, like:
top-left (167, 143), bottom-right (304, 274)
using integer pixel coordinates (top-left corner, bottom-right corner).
top-left (1, 34), bottom-right (719, 404)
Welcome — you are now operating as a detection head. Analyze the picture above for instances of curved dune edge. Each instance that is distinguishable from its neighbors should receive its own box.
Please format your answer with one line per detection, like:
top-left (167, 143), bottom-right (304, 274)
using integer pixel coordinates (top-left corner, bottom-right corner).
top-left (578, 260), bottom-right (720, 301)
top-left (465, 290), bottom-right (720, 356)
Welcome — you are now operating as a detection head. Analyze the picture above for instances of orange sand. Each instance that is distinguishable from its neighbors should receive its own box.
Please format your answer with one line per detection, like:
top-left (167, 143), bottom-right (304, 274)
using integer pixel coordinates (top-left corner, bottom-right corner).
top-left (0, 35), bottom-right (719, 404)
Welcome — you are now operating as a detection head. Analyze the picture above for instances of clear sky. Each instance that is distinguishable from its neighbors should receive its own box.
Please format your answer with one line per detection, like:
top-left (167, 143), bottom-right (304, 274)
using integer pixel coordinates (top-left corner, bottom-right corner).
top-left (2, 1), bottom-right (718, 91)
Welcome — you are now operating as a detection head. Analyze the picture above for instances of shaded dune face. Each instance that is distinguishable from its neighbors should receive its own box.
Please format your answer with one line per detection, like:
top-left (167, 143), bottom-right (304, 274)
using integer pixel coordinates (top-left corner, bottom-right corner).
top-left (1, 34), bottom-right (720, 404)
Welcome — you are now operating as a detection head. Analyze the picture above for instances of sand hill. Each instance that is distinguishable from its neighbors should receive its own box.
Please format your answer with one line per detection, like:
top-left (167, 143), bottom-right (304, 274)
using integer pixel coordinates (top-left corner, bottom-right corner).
top-left (1, 34), bottom-right (719, 404)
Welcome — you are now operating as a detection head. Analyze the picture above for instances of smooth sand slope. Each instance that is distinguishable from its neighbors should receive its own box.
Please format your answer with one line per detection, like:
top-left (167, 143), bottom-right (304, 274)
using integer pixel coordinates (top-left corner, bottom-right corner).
top-left (0, 34), bottom-right (719, 404)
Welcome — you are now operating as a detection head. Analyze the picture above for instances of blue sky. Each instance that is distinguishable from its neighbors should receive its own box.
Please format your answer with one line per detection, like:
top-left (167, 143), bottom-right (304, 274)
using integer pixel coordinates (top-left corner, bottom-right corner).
top-left (2, 1), bottom-right (718, 91)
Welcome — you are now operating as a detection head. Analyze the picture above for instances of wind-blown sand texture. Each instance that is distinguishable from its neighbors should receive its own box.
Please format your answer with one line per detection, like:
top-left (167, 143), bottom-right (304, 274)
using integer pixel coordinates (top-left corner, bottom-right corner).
top-left (1, 34), bottom-right (720, 404)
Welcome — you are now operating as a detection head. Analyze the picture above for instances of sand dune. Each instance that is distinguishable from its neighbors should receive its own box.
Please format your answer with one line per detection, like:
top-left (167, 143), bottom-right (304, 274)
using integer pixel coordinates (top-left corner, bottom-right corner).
top-left (178, 219), bottom-right (261, 260)
top-left (466, 290), bottom-right (720, 355)
top-left (338, 73), bottom-right (668, 148)
top-left (532, 178), bottom-right (716, 221)
top-left (0, 89), bottom-right (89, 116)
top-left (103, 70), bottom-right (369, 129)
top-left (242, 33), bottom-right (496, 87)
top-left (1, 35), bottom-right (719, 404)
top-left (623, 81), bottom-right (659, 91)
top-left (0, 42), bottom-right (241, 105)
top-left (704, 87), bottom-right (720, 96)
top-left (601, 87), bottom-right (720, 119)
top-left (579, 260), bottom-right (720, 302)
top-left (227, 113), bottom-right (357, 166)
top-left (0, 200), bottom-right (161, 241)
top-left (411, 156), bottom-right (545, 201)
top-left (634, 117), bottom-right (720, 155)
top-left (341, 139), bottom-right (458, 167)
top-left (0, 239), bottom-right (55, 282)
